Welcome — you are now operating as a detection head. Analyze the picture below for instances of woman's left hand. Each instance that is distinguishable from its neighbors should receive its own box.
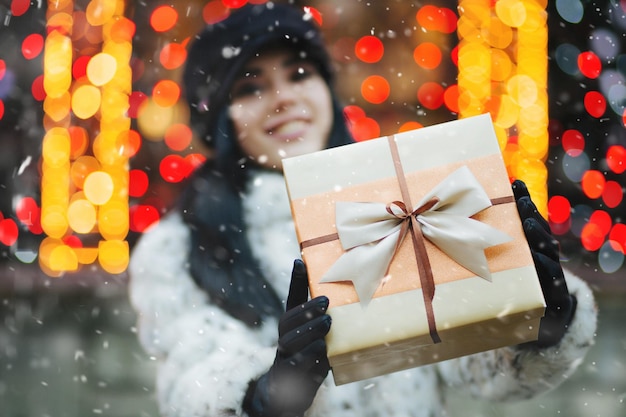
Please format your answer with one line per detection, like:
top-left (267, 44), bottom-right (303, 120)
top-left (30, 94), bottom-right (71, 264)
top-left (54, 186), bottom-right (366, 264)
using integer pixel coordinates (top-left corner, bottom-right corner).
top-left (512, 180), bottom-right (577, 348)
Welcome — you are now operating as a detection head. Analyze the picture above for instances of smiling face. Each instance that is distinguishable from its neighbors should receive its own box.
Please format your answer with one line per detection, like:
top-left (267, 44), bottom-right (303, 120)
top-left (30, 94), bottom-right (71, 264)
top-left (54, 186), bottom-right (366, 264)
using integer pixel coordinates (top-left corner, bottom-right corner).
top-left (228, 47), bottom-right (334, 170)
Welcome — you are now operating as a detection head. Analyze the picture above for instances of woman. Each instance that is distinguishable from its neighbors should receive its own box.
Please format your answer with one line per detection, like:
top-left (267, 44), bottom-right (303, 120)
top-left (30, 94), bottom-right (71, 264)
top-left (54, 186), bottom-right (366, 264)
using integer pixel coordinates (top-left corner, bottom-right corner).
top-left (129, 3), bottom-right (597, 416)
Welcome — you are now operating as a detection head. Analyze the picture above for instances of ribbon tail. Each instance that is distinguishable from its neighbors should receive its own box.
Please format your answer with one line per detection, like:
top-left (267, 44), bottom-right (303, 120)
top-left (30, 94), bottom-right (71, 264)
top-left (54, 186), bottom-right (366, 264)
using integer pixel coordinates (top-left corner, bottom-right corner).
top-left (320, 231), bottom-right (400, 305)
top-left (419, 213), bottom-right (512, 281)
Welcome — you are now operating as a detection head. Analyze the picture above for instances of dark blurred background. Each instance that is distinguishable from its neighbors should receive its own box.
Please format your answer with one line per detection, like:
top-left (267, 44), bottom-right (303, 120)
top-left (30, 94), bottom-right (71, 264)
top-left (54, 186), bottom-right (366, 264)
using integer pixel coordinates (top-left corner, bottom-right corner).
top-left (1, 1), bottom-right (625, 416)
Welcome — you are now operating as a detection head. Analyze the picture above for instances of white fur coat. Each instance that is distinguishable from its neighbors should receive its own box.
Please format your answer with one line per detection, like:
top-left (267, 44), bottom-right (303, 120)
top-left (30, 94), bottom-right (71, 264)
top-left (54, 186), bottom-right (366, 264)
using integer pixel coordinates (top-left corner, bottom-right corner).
top-left (128, 170), bottom-right (597, 417)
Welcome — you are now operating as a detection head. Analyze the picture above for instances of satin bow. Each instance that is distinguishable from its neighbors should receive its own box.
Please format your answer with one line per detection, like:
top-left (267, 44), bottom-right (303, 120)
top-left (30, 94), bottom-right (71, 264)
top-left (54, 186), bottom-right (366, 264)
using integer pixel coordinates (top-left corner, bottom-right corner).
top-left (320, 165), bottom-right (512, 305)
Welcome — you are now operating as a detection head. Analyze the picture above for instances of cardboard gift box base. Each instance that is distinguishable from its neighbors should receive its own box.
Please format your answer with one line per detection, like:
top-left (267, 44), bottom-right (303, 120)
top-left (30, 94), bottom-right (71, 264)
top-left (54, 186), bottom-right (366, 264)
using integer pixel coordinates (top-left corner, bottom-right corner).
top-left (325, 266), bottom-right (544, 385)
top-left (282, 114), bottom-right (546, 386)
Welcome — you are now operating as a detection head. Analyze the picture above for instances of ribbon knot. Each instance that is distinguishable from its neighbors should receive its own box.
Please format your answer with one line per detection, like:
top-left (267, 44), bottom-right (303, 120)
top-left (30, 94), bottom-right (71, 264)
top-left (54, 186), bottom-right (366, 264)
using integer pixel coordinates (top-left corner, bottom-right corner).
top-left (318, 163), bottom-right (512, 343)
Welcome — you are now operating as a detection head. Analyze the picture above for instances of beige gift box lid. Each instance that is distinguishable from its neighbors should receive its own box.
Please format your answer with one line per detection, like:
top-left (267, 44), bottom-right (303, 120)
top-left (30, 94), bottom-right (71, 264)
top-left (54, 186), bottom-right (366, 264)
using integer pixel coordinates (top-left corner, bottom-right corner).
top-left (283, 114), bottom-right (546, 385)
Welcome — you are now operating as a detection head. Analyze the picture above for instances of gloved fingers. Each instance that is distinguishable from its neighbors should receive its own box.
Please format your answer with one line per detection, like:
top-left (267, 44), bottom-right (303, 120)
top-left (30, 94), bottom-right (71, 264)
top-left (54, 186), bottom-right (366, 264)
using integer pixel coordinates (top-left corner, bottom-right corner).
top-left (511, 179), bottom-right (530, 200)
top-left (286, 259), bottom-right (310, 311)
top-left (531, 250), bottom-right (571, 305)
top-left (278, 314), bottom-right (331, 355)
top-left (523, 218), bottom-right (560, 262)
top-left (279, 339), bottom-right (330, 379)
top-left (279, 295), bottom-right (329, 337)
top-left (515, 193), bottom-right (551, 234)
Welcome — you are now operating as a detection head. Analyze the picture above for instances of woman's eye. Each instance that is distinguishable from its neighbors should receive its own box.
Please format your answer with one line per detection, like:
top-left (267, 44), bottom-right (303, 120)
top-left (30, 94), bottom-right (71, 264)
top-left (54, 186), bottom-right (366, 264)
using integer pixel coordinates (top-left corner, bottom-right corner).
top-left (231, 83), bottom-right (262, 99)
top-left (292, 65), bottom-right (315, 82)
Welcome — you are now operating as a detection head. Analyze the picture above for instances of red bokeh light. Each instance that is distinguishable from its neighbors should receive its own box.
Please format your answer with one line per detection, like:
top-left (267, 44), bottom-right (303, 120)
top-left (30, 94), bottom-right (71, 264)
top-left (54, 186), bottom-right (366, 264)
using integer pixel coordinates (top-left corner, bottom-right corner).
top-left (304, 6), bottom-right (323, 26)
top-left (416, 6), bottom-right (457, 34)
top-left (62, 235), bottom-right (83, 248)
top-left (577, 51), bottom-right (602, 79)
top-left (11, 0), bottom-right (31, 16)
top-left (128, 91), bottom-right (148, 118)
top-left (73, 55), bottom-right (90, 80)
top-left (184, 153), bottom-right (207, 171)
top-left (581, 222), bottom-right (605, 251)
top-left (160, 154), bottom-right (192, 183)
top-left (355, 35), bottom-right (384, 63)
top-left (203, 1), bottom-right (231, 24)
top-left (0, 99), bottom-right (4, 121)
top-left (417, 82), bottom-right (444, 110)
top-left (164, 123), bottom-right (193, 151)
top-left (22, 33), bottom-right (44, 60)
top-left (561, 129), bottom-right (585, 157)
top-left (609, 223), bottom-right (626, 253)
top-left (31, 75), bottom-right (46, 101)
top-left (606, 145), bottom-right (626, 174)
top-left (129, 169), bottom-right (150, 198)
top-left (223, 0), bottom-right (248, 7)
top-left (583, 91), bottom-right (606, 118)
top-left (130, 205), bottom-right (160, 233)
top-left (0, 218), bottom-right (19, 246)
top-left (589, 210), bottom-right (612, 236)
top-left (547, 195), bottom-right (571, 224)
top-left (602, 181), bottom-right (623, 208)
top-left (16, 197), bottom-right (42, 234)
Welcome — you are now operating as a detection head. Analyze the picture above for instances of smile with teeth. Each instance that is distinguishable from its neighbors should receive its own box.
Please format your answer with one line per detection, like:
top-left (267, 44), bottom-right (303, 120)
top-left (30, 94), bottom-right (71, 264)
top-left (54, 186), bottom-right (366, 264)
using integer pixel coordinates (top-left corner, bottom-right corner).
top-left (268, 120), bottom-right (308, 140)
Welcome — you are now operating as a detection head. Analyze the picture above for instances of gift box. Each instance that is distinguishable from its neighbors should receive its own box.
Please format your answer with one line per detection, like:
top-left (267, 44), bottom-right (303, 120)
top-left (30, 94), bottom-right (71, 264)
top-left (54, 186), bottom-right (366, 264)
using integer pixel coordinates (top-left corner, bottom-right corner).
top-left (282, 114), bottom-right (546, 386)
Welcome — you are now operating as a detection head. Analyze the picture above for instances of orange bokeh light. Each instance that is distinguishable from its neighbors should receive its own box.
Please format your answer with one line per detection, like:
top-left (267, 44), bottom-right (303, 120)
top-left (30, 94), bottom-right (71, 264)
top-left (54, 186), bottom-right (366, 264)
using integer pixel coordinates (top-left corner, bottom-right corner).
top-left (361, 75), bottom-right (390, 104)
top-left (152, 80), bottom-right (181, 107)
top-left (160, 42), bottom-right (188, 70)
top-left (150, 5), bottom-right (179, 33)
top-left (413, 42), bottom-right (442, 70)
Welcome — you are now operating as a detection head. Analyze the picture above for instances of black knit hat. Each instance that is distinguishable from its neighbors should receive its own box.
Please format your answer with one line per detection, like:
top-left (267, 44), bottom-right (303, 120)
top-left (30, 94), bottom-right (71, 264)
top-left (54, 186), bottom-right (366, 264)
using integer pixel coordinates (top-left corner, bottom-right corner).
top-left (183, 2), bottom-right (335, 145)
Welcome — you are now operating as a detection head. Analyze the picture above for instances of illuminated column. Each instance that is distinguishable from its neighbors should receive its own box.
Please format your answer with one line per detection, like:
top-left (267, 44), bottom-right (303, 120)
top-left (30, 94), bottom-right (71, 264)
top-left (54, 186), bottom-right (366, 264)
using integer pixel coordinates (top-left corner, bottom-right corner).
top-left (41, 0), bottom-right (132, 275)
top-left (457, 0), bottom-right (548, 217)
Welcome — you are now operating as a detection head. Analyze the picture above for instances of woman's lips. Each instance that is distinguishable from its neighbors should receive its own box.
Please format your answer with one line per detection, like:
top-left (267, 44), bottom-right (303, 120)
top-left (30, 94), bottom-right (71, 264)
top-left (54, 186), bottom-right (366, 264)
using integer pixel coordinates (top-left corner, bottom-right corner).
top-left (267, 119), bottom-right (309, 141)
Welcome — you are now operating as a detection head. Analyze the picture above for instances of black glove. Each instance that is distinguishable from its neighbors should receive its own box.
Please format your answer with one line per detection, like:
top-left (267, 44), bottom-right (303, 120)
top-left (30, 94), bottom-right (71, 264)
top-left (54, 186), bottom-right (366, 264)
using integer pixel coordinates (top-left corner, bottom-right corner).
top-left (512, 180), bottom-right (577, 349)
top-left (243, 260), bottom-right (331, 417)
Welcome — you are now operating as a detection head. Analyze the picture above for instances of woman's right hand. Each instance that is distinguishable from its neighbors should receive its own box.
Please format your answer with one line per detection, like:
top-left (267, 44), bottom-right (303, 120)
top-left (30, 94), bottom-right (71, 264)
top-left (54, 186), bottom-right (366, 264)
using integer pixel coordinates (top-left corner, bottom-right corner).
top-left (243, 260), bottom-right (331, 417)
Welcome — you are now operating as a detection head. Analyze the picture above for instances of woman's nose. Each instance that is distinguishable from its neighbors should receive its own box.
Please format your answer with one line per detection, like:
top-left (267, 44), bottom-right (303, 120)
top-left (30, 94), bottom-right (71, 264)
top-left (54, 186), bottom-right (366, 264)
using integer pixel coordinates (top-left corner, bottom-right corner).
top-left (271, 82), bottom-right (299, 111)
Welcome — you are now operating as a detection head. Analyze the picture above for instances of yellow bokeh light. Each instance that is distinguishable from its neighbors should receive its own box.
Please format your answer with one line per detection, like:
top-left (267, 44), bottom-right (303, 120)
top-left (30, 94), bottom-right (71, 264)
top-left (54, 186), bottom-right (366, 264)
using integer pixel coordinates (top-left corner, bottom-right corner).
top-left (87, 53), bottom-right (117, 86)
top-left (41, 205), bottom-right (69, 239)
top-left (41, 0), bottom-right (132, 275)
top-left (84, 171), bottom-right (114, 205)
top-left (42, 127), bottom-right (71, 168)
top-left (99, 200), bottom-right (129, 240)
top-left (43, 92), bottom-right (71, 122)
top-left (507, 74), bottom-right (538, 108)
top-left (43, 31), bottom-right (72, 98)
top-left (98, 240), bottom-right (129, 274)
top-left (495, 0), bottom-right (527, 27)
top-left (72, 84), bottom-right (102, 119)
top-left (49, 244), bottom-right (79, 272)
top-left (70, 155), bottom-right (101, 189)
top-left (490, 49), bottom-right (513, 82)
top-left (85, 0), bottom-right (117, 26)
top-left (68, 198), bottom-right (97, 233)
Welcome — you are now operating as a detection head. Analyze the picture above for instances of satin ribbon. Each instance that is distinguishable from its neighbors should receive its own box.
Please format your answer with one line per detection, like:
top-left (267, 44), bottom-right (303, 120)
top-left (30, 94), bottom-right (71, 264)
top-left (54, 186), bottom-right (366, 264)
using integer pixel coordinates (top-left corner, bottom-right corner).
top-left (317, 135), bottom-right (513, 343)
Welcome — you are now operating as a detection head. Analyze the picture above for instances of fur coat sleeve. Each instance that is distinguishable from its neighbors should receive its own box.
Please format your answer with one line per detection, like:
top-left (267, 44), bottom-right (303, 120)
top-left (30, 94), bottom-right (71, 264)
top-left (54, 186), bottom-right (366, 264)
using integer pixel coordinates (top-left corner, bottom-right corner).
top-left (128, 211), bottom-right (278, 417)
top-left (435, 267), bottom-right (597, 401)
top-left (129, 207), bottom-right (597, 417)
